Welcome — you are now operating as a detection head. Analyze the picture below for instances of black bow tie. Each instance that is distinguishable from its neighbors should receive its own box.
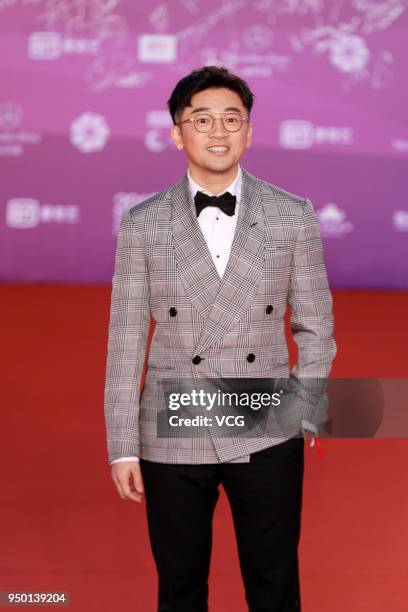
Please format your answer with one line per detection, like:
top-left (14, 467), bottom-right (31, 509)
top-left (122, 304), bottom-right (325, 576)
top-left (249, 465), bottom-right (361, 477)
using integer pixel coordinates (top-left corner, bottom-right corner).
top-left (194, 191), bottom-right (236, 218)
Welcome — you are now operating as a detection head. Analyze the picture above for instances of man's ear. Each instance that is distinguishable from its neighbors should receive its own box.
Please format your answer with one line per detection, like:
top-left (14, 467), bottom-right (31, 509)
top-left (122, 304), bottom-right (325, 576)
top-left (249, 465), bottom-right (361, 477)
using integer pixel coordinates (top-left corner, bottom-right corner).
top-left (246, 122), bottom-right (253, 149)
top-left (170, 125), bottom-right (184, 150)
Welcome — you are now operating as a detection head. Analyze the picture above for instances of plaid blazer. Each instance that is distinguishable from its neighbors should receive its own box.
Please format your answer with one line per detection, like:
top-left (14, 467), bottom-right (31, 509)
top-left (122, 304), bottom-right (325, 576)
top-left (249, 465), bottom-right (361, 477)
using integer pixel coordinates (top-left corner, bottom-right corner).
top-left (103, 168), bottom-right (336, 464)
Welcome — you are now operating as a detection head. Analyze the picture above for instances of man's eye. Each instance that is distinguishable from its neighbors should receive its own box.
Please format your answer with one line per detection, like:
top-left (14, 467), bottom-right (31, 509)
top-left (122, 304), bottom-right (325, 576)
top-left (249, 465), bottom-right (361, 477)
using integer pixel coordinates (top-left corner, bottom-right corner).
top-left (197, 117), bottom-right (210, 124)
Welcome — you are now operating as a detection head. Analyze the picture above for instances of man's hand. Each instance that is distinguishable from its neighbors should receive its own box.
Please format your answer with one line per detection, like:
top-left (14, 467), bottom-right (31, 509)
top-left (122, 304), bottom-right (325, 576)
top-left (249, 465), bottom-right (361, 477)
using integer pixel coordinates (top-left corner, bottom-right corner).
top-left (302, 426), bottom-right (317, 448)
top-left (111, 461), bottom-right (144, 503)
top-left (302, 427), bottom-right (316, 438)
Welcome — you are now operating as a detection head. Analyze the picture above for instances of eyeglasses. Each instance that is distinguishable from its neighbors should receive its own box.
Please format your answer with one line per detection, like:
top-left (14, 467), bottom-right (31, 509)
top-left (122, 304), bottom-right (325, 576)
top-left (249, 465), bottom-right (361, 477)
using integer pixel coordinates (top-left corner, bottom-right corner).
top-left (175, 112), bottom-right (249, 133)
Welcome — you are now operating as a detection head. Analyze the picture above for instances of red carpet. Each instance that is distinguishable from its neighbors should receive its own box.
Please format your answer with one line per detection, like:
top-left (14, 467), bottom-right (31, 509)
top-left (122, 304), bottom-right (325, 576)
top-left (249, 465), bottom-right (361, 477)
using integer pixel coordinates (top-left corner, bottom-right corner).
top-left (1, 285), bottom-right (407, 611)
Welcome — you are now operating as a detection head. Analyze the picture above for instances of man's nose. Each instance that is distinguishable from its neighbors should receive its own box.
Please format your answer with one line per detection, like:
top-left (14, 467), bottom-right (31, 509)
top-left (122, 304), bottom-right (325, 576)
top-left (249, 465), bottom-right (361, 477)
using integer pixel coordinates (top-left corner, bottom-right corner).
top-left (209, 117), bottom-right (228, 136)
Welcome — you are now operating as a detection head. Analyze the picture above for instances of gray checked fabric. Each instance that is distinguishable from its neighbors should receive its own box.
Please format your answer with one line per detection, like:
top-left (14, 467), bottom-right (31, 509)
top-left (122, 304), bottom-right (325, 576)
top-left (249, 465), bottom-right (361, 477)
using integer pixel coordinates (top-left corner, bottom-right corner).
top-left (103, 168), bottom-right (337, 465)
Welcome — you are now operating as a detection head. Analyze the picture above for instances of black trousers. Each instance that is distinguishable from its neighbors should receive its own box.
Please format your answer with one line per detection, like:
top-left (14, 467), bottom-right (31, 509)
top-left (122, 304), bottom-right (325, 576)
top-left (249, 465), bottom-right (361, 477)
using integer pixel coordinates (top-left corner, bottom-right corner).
top-left (140, 436), bottom-right (304, 612)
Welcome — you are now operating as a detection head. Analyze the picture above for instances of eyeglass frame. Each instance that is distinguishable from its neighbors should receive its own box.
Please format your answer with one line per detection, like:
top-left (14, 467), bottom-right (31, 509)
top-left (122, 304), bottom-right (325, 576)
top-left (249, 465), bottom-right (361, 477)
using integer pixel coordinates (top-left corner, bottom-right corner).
top-left (174, 111), bottom-right (250, 133)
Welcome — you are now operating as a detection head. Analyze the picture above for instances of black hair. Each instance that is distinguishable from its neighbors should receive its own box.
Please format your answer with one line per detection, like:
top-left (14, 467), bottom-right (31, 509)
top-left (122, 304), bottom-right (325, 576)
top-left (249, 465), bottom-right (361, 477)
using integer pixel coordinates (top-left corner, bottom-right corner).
top-left (167, 65), bottom-right (254, 124)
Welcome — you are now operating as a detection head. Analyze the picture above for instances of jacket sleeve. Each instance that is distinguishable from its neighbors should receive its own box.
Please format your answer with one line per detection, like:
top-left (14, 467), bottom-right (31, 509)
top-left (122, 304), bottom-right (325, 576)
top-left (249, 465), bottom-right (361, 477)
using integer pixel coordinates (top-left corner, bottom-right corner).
top-left (103, 209), bottom-right (150, 464)
top-left (286, 198), bottom-right (337, 430)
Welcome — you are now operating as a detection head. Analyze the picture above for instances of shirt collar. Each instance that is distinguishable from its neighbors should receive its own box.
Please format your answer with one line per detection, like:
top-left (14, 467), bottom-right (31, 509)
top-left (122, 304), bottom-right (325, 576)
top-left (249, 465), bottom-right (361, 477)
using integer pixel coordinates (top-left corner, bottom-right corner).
top-left (187, 165), bottom-right (242, 200)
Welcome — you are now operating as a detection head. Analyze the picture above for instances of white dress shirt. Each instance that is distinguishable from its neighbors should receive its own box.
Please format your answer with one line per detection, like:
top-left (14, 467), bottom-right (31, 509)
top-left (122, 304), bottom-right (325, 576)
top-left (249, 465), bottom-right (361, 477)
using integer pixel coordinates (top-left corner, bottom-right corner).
top-left (111, 166), bottom-right (317, 465)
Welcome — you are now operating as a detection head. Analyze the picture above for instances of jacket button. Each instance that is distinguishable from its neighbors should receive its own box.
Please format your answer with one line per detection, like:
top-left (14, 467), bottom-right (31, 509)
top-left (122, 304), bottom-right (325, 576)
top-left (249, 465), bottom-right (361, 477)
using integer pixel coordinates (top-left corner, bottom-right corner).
top-left (246, 353), bottom-right (255, 363)
top-left (192, 355), bottom-right (202, 365)
top-left (266, 305), bottom-right (273, 314)
top-left (169, 307), bottom-right (177, 317)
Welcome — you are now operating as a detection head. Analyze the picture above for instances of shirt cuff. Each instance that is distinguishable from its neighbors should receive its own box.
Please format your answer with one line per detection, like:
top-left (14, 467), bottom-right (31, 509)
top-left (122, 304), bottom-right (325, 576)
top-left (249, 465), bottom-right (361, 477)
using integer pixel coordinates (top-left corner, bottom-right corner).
top-left (111, 456), bottom-right (140, 464)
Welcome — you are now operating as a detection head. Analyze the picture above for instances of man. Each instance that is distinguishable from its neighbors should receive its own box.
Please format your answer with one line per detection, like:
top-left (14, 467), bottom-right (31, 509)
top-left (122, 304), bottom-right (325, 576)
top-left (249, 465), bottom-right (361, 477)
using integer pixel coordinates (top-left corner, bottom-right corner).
top-left (104, 66), bottom-right (336, 611)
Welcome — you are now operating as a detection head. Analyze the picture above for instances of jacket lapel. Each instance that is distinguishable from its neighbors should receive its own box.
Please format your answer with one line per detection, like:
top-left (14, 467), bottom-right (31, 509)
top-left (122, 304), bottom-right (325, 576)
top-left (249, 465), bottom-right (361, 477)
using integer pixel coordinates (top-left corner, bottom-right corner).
top-left (170, 167), bottom-right (265, 354)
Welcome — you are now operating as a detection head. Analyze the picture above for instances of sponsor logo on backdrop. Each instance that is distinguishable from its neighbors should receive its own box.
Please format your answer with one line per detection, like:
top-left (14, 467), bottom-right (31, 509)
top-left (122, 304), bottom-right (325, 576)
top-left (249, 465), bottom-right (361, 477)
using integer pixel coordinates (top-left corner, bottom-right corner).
top-left (393, 210), bottom-right (408, 232)
top-left (28, 31), bottom-right (99, 60)
top-left (6, 199), bottom-right (80, 229)
top-left (113, 192), bottom-right (156, 235)
top-left (145, 110), bottom-right (173, 153)
top-left (0, 101), bottom-right (42, 157)
top-left (279, 120), bottom-right (353, 149)
top-left (25, 3), bottom-right (142, 91)
top-left (70, 112), bottom-right (110, 153)
top-left (33, 2), bottom-right (146, 92)
top-left (316, 203), bottom-right (354, 238)
top-left (138, 34), bottom-right (177, 62)
top-left (324, 33), bottom-right (370, 74)
top-left (7, 0), bottom-right (405, 94)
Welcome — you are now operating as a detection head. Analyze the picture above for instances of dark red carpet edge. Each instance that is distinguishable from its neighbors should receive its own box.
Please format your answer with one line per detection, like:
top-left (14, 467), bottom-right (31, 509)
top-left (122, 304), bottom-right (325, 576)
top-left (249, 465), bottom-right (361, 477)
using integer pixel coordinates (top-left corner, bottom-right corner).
top-left (1, 285), bottom-right (407, 611)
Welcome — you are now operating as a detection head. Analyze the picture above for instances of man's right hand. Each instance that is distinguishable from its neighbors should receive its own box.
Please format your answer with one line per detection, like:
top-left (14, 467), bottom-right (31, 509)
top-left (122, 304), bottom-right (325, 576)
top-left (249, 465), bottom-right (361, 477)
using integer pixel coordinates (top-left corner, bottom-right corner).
top-left (111, 461), bottom-right (144, 503)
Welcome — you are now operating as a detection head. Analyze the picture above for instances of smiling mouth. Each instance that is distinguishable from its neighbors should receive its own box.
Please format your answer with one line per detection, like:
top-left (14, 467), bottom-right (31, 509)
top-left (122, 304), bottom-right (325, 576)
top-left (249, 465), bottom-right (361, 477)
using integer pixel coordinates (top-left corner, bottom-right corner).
top-left (207, 145), bottom-right (230, 155)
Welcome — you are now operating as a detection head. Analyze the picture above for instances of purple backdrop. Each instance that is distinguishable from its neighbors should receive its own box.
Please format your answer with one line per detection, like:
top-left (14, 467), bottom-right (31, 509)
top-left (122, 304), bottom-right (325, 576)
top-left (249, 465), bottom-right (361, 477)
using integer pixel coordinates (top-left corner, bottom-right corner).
top-left (1, 0), bottom-right (407, 288)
